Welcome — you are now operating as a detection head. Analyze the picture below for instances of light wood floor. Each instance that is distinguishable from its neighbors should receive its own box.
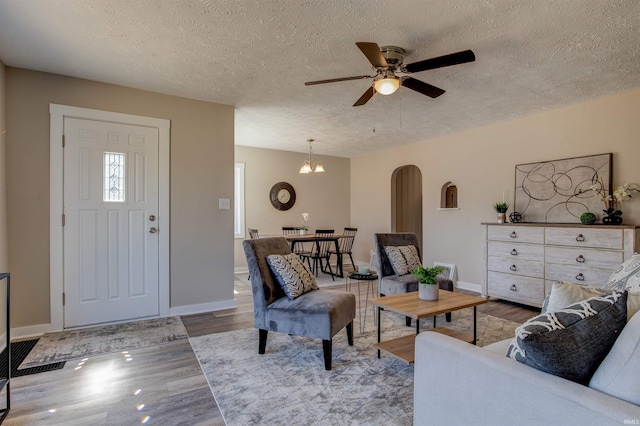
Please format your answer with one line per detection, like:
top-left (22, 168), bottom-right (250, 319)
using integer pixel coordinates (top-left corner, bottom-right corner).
top-left (5, 271), bottom-right (539, 424)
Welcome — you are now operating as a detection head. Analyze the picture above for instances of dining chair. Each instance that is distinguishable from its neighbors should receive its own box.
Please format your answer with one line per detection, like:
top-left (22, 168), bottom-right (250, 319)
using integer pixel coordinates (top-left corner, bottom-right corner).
top-left (282, 226), bottom-right (312, 268)
top-left (301, 229), bottom-right (336, 280)
top-left (329, 227), bottom-right (357, 274)
top-left (248, 228), bottom-right (260, 239)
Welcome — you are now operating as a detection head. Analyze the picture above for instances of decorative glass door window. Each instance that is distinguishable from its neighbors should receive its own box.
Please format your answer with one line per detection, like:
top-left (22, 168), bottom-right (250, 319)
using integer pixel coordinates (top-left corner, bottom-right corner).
top-left (103, 152), bottom-right (126, 202)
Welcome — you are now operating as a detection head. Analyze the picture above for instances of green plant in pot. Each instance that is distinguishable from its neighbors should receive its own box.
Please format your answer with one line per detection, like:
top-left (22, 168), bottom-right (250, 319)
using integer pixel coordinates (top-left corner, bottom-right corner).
top-left (413, 265), bottom-right (445, 301)
top-left (493, 202), bottom-right (509, 223)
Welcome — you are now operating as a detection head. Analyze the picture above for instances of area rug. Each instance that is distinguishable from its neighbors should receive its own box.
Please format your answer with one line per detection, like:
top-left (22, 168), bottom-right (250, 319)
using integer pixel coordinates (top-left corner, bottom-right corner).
top-left (190, 309), bottom-right (520, 426)
top-left (20, 316), bottom-right (188, 368)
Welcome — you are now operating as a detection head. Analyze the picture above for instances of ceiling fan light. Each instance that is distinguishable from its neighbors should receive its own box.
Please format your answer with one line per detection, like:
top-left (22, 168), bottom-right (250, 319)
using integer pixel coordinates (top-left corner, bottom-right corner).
top-left (314, 163), bottom-right (325, 173)
top-left (374, 77), bottom-right (400, 95)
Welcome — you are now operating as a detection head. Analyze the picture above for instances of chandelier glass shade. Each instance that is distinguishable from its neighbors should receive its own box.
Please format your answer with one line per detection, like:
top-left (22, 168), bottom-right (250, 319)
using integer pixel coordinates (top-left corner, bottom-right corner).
top-left (299, 139), bottom-right (324, 173)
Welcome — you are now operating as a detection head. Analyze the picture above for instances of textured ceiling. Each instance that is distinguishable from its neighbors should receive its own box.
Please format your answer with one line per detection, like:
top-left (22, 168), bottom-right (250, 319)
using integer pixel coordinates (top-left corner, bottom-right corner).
top-left (0, 0), bottom-right (638, 158)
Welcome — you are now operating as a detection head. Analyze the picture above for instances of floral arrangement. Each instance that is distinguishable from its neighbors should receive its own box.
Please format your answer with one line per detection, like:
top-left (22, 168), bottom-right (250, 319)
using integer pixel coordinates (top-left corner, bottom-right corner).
top-left (297, 212), bottom-right (310, 230)
top-left (590, 180), bottom-right (640, 217)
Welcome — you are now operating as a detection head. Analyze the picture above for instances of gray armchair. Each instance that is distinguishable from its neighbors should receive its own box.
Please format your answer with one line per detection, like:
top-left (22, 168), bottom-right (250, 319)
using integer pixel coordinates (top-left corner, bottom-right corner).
top-left (243, 237), bottom-right (356, 370)
top-left (374, 233), bottom-right (454, 325)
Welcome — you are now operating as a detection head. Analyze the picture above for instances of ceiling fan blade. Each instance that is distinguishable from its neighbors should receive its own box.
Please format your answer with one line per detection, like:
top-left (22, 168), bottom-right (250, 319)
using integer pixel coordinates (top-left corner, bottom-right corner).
top-left (401, 77), bottom-right (446, 98)
top-left (403, 49), bottom-right (475, 73)
top-left (305, 75), bottom-right (373, 85)
top-left (353, 86), bottom-right (375, 106)
top-left (356, 42), bottom-right (388, 68)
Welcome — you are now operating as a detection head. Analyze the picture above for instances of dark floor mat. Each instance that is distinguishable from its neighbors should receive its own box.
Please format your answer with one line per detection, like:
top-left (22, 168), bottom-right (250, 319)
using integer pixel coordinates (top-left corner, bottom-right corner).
top-left (0, 339), bottom-right (65, 378)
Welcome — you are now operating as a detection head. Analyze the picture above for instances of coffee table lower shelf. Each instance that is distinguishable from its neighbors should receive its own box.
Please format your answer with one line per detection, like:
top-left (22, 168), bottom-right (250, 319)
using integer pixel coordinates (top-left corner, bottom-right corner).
top-left (374, 328), bottom-right (474, 364)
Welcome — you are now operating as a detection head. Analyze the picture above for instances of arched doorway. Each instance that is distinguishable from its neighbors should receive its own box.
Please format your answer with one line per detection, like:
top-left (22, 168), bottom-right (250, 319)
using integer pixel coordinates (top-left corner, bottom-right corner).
top-left (391, 165), bottom-right (423, 251)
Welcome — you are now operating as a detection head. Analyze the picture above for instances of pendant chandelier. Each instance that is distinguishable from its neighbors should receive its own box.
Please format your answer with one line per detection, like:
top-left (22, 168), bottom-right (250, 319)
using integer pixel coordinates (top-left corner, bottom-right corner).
top-left (299, 139), bottom-right (325, 173)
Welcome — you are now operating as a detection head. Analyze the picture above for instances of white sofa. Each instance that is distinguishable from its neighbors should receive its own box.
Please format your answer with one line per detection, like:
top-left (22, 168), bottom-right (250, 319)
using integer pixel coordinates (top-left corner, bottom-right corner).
top-left (414, 312), bottom-right (640, 426)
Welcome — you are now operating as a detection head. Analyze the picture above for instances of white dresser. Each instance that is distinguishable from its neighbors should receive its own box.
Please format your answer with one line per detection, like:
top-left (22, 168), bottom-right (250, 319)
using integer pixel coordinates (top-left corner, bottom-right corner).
top-left (481, 223), bottom-right (640, 308)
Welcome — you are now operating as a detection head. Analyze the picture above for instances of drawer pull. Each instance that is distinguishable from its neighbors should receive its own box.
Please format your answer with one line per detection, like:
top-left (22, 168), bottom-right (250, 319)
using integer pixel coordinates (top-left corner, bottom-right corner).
top-left (510, 231), bottom-right (517, 238)
top-left (510, 284), bottom-right (517, 291)
top-left (576, 273), bottom-right (585, 281)
top-left (576, 255), bottom-right (585, 263)
top-left (510, 249), bottom-right (518, 256)
top-left (576, 234), bottom-right (585, 242)
top-left (510, 264), bottom-right (517, 271)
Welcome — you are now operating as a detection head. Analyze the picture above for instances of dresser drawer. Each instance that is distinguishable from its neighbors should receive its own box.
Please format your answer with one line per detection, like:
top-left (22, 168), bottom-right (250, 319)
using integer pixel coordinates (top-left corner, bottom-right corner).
top-left (545, 246), bottom-right (623, 270)
top-left (545, 263), bottom-right (613, 286)
top-left (545, 227), bottom-right (623, 250)
top-left (487, 241), bottom-right (544, 261)
top-left (488, 225), bottom-right (544, 244)
top-left (488, 256), bottom-right (544, 278)
top-left (488, 271), bottom-right (545, 306)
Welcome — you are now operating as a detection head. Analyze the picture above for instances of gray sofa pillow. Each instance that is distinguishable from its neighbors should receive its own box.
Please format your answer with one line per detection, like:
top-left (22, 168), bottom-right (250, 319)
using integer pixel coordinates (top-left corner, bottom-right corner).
top-left (506, 291), bottom-right (627, 385)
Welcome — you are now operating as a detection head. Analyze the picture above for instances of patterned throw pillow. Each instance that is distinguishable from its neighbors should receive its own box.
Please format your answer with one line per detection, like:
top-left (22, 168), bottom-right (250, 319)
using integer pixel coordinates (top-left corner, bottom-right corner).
top-left (542, 281), bottom-right (640, 322)
top-left (506, 291), bottom-right (627, 385)
top-left (542, 281), bottom-right (607, 313)
top-left (266, 253), bottom-right (318, 300)
top-left (603, 253), bottom-right (640, 292)
top-left (384, 245), bottom-right (421, 276)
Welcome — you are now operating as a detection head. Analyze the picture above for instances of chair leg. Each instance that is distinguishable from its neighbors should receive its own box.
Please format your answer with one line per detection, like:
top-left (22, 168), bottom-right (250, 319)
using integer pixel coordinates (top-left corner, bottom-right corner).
top-left (446, 312), bottom-right (452, 322)
top-left (258, 329), bottom-right (268, 354)
top-left (323, 339), bottom-right (332, 371)
top-left (325, 257), bottom-right (335, 281)
top-left (348, 253), bottom-right (356, 270)
top-left (346, 322), bottom-right (353, 346)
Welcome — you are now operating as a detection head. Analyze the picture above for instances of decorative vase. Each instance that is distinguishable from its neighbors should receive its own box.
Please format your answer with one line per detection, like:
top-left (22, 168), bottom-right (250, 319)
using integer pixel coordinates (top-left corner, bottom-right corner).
top-left (418, 284), bottom-right (439, 301)
top-left (497, 213), bottom-right (507, 224)
top-left (602, 215), bottom-right (623, 225)
top-left (299, 229), bottom-right (307, 235)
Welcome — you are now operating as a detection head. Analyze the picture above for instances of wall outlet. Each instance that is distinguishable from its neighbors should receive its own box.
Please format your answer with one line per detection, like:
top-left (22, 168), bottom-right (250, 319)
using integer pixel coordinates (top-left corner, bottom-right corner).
top-left (218, 198), bottom-right (231, 210)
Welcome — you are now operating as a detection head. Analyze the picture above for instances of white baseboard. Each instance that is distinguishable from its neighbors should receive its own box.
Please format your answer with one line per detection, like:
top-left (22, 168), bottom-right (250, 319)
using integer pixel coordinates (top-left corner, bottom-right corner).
top-left (455, 281), bottom-right (481, 294)
top-left (169, 299), bottom-right (237, 316)
top-left (12, 323), bottom-right (59, 340)
top-left (234, 266), bottom-right (249, 274)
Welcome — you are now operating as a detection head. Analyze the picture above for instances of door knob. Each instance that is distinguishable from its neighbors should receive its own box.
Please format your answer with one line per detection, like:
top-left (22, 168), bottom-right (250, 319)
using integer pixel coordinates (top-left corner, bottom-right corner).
top-left (149, 227), bottom-right (158, 234)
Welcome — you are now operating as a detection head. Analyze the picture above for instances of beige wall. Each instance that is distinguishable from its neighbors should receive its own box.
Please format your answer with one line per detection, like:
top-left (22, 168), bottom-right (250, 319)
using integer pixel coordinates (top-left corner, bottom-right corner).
top-left (6, 68), bottom-right (234, 328)
top-left (0, 61), bottom-right (7, 272)
top-left (234, 145), bottom-right (350, 270)
top-left (351, 88), bottom-right (640, 287)
top-left (0, 61), bottom-right (7, 343)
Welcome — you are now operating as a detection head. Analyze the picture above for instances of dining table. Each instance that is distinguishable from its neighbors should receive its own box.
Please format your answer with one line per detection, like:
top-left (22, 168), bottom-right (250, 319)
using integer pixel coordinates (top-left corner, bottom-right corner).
top-left (279, 233), bottom-right (345, 278)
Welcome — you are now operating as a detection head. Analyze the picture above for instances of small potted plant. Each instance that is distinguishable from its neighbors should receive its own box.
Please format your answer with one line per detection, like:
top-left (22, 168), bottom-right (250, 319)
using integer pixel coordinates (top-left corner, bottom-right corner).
top-left (413, 265), bottom-right (445, 301)
top-left (493, 202), bottom-right (509, 224)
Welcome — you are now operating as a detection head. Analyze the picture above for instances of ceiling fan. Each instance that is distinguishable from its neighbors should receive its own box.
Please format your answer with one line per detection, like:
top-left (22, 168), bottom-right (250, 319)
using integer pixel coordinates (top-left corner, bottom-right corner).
top-left (304, 42), bottom-right (475, 106)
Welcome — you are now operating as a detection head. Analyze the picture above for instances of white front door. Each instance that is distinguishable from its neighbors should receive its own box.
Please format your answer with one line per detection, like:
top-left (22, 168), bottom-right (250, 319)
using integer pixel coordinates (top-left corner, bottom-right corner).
top-left (63, 117), bottom-right (159, 328)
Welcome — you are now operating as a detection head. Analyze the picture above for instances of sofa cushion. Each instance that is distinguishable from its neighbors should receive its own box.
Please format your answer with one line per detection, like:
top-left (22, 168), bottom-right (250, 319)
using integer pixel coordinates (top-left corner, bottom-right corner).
top-left (267, 253), bottom-right (318, 300)
top-left (603, 253), bottom-right (640, 292)
top-left (543, 281), bottom-right (640, 322)
top-left (384, 245), bottom-right (421, 276)
top-left (506, 291), bottom-right (627, 385)
top-left (589, 309), bottom-right (640, 405)
top-left (542, 281), bottom-right (607, 313)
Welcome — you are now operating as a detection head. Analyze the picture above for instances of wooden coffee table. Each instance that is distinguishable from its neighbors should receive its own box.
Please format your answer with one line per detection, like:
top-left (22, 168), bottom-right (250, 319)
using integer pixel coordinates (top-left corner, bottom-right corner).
top-left (370, 290), bottom-right (488, 363)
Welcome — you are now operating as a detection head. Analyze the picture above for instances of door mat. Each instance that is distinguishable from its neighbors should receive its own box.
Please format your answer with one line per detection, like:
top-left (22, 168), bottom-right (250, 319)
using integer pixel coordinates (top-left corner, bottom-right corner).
top-left (0, 339), bottom-right (65, 378)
